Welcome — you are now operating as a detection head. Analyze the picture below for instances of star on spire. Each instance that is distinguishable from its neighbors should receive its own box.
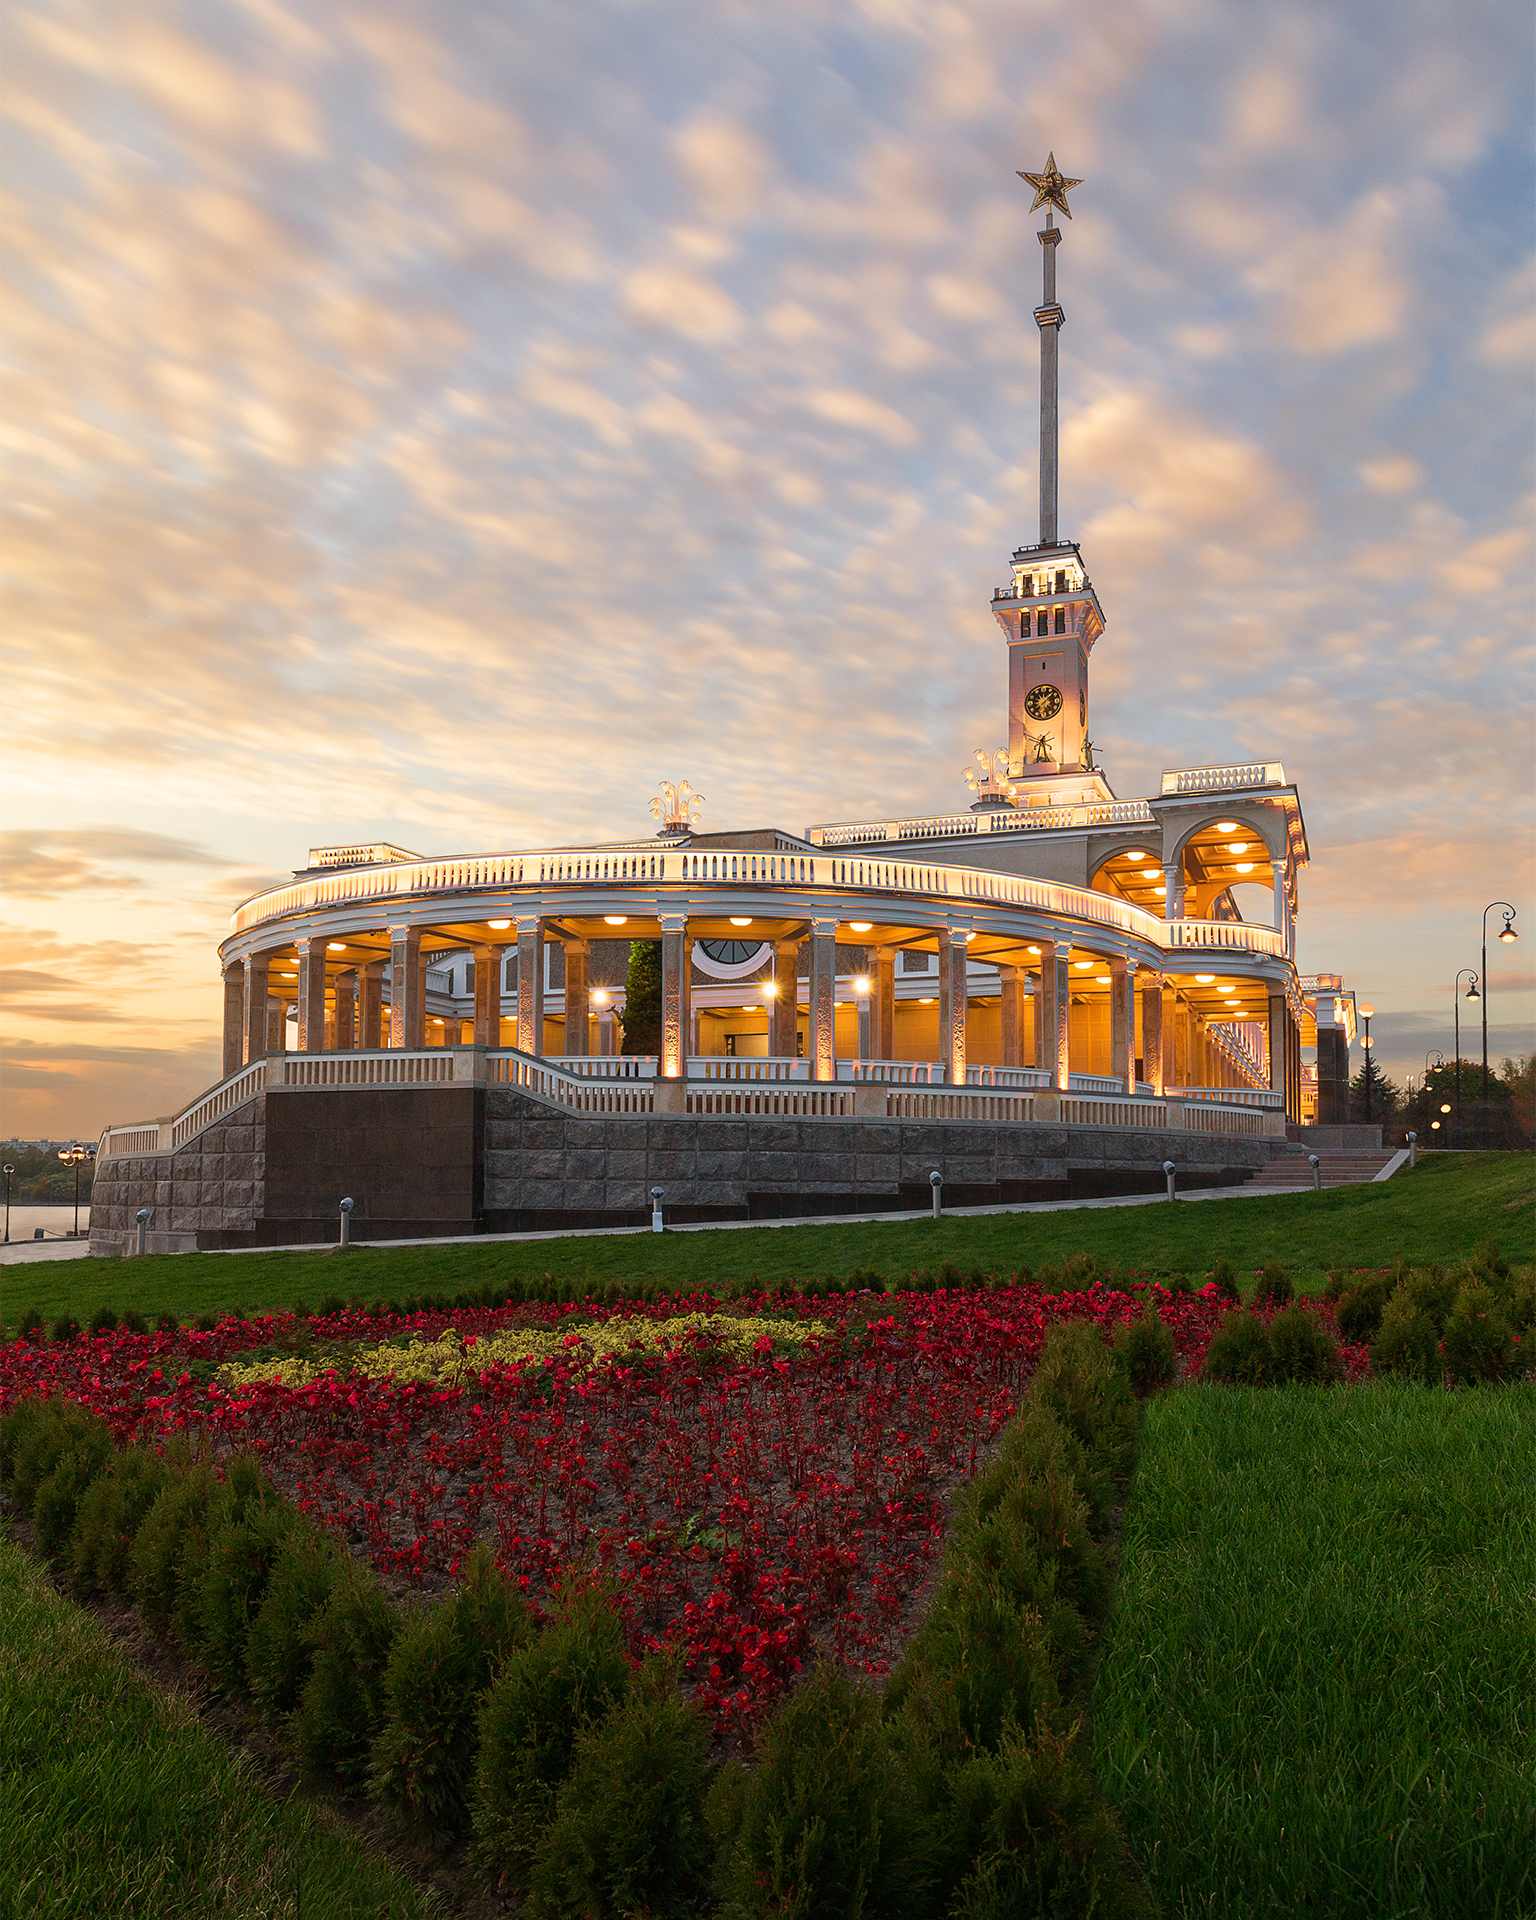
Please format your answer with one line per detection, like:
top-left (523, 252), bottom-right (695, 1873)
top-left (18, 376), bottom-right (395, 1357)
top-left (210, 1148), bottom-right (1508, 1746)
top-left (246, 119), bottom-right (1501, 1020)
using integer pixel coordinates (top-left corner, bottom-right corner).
top-left (1017, 153), bottom-right (1083, 219)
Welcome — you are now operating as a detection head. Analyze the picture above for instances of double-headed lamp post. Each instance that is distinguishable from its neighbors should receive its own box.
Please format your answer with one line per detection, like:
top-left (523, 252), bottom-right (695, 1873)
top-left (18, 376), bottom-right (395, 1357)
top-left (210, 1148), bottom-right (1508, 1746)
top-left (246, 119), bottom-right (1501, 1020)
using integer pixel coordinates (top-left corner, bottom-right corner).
top-left (1481, 903), bottom-right (1518, 1100)
top-left (57, 1141), bottom-right (96, 1238)
top-left (1452, 973), bottom-right (1480, 1149)
top-left (1358, 1004), bottom-right (1375, 1122)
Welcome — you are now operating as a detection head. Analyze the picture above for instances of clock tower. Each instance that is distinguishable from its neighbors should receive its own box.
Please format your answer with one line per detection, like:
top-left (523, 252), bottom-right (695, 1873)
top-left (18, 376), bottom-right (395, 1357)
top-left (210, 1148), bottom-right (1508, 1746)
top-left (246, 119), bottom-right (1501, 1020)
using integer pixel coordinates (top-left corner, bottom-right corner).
top-left (985, 157), bottom-right (1113, 802)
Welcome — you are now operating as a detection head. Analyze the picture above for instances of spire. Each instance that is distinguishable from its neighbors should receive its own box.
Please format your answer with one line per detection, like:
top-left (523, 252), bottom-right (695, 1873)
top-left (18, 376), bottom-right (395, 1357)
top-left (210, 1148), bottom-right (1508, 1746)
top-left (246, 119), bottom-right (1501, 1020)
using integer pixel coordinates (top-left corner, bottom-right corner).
top-left (1017, 155), bottom-right (1082, 548)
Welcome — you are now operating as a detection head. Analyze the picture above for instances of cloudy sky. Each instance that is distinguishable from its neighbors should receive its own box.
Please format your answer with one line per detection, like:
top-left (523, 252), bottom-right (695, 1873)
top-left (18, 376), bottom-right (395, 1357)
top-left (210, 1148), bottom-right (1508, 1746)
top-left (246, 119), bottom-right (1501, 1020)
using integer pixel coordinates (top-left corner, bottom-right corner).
top-left (3, 0), bottom-right (1532, 1136)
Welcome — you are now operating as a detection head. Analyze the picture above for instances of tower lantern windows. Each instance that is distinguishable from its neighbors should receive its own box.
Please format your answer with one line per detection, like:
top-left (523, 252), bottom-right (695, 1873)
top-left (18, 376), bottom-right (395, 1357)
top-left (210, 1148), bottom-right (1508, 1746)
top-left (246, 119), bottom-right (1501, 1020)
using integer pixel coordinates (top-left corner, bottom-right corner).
top-left (1055, 568), bottom-right (1066, 591)
top-left (1036, 609), bottom-right (1048, 636)
top-left (1053, 605), bottom-right (1066, 633)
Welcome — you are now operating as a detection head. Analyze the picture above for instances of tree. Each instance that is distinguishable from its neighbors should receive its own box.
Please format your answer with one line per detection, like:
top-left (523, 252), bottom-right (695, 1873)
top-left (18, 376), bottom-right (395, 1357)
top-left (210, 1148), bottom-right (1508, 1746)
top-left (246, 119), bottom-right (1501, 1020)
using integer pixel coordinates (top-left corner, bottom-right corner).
top-left (620, 942), bottom-right (663, 1057)
top-left (1348, 1050), bottom-right (1399, 1125)
top-left (1500, 1054), bottom-right (1535, 1145)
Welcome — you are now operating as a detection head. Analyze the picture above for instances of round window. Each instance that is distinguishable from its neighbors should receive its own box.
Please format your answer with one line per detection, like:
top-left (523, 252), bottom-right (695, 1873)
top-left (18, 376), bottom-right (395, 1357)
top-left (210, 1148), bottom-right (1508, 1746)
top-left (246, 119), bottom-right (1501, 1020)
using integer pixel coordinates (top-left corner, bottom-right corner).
top-left (694, 939), bottom-right (773, 979)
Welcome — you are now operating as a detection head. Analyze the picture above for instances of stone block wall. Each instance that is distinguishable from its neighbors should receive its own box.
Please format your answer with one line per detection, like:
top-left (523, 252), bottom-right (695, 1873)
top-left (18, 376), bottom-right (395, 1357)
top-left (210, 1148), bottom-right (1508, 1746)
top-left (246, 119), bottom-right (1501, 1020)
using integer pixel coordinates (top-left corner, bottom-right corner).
top-left (89, 1104), bottom-right (267, 1255)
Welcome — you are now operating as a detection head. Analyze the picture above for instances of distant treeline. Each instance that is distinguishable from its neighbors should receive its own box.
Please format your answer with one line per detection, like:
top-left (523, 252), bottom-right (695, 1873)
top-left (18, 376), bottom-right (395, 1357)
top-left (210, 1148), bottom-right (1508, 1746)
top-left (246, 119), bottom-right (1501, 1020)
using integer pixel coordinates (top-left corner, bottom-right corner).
top-left (2, 1145), bottom-right (96, 1205)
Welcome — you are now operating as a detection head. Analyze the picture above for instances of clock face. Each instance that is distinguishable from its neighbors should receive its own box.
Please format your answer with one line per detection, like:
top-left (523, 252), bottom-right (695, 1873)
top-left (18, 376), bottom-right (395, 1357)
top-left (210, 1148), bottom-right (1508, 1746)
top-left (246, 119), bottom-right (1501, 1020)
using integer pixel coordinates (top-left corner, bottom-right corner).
top-left (1024, 683), bottom-right (1063, 721)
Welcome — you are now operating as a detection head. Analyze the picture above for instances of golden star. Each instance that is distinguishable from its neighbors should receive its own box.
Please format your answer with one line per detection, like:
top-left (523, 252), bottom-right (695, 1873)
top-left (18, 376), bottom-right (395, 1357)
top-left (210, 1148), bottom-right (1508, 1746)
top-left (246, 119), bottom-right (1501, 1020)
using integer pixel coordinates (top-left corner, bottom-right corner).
top-left (1017, 152), bottom-right (1083, 219)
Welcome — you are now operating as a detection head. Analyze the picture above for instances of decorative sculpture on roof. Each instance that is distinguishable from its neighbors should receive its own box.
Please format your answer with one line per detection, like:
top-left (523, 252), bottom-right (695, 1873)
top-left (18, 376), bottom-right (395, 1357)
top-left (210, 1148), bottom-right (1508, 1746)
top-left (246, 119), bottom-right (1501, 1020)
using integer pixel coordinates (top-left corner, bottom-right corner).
top-left (650, 780), bottom-right (704, 835)
top-left (963, 747), bottom-right (1019, 806)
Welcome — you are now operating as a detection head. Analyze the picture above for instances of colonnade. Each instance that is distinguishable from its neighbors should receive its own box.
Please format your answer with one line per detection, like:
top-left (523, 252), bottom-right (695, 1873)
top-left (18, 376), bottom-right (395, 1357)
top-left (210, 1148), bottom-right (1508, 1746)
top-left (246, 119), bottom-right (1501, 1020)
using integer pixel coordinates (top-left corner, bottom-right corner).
top-left (223, 913), bottom-right (1281, 1100)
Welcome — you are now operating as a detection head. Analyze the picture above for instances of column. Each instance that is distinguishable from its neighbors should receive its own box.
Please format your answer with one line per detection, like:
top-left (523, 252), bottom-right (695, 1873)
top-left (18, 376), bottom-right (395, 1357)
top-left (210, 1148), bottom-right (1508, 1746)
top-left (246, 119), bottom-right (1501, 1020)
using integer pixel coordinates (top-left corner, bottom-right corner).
top-left (266, 996), bottom-right (285, 1054)
top-left (296, 935), bottom-right (327, 1053)
top-left (1035, 939), bottom-right (1070, 1090)
top-left (1141, 977), bottom-right (1164, 1094)
top-left (242, 952), bottom-right (271, 1065)
top-left (333, 971), bottom-right (357, 1052)
top-left (1110, 958), bottom-right (1137, 1093)
top-left (358, 961), bottom-right (385, 1049)
top-left (1165, 842), bottom-right (1188, 921)
top-left (515, 917), bottom-right (544, 1056)
top-left (937, 926), bottom-right (970, 1083)
top-left (999, 965), bottom-right (1027, 1070)
top-left (809, 917), bottom-right (837, 1081)
top-left (473, 943), bottom-right (508, 1050)
top-left (222, 962), bottom-right (245, 1077)
top-left (872, 947), bottom-right (896, 1060)
top-left (772, 937), bottom-right (801, 1059)
top-left (389, 924), bottom-right (424, 1049)
top-left (562, 939), bottom-right (590, 1056)
top-left (1268, 992), bottom-right (1287, 1101)
top-left (660, 915), bottom-right (690, 1077)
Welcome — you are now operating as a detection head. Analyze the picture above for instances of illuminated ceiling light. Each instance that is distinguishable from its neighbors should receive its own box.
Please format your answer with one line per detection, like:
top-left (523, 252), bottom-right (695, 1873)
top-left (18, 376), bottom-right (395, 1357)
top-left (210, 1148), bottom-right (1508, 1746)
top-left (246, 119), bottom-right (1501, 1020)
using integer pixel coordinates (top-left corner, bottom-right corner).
top-left (850, 922), bottom-right (872, 932)
top-left (1027, 945), bottom-right (1041, 955)
top-left (1227, 841), bottom-right (1249, 855)
top-left (1095, 974), bottom-right (1111, 985)
top-left (327, 942), bottom-right (347, 952)
top-left (854, 976), bottom-right (871, 994)
top-left (1224, 998), bottom-right (1240, 1007)
top-left (1431, 1120), bottom-right (1441, 1129)
top-left (1215, 821), bottom-right (1239, 833)
top-left (919, 996), bottom-right (934, 1004)
top-left (1144, 867), bottom-right (1162, 879)
top-left (488, 919), bottom-right (511, 930)
top-left (730, 917), bottom-right (753, 927)
top-left (592, 990), bottom-right (608, 1006)
top-left (1074, 959), bottom-right (1093, 970)
top-left (1196, 974), bottom-right (1216, 984)
top-left (603, 915), bottom-right (628, 925)
top-left (1440, 1103), bottom-right (1451, 1114)
top-left (1154, 885), bottom-right (1167, 896)
top-left (1125, 850), bottom-right (1145, 862)
top-left (1235, 863), bottom-right (1255, 874)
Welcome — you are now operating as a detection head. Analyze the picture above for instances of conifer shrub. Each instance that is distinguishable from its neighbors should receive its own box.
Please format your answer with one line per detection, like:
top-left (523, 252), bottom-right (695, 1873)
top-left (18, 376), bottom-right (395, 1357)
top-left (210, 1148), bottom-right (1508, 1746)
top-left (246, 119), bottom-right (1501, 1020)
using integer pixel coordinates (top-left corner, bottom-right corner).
top-left (88, 1306), bottom-right (119, 1334)
top-left (472, 1582), bottom-right (631, 1881)
top-left (1201, 1311), bottom-right (1275, 1386)
top-left (1208, 1258), bottom-right (1240, 1303)
top-left (130, 1460), bottom-right (221, 1636)
top-left (1394, 1266), bottom-right (1457, 1332)
top-left (245, 1523), bottom-right (342, 1722)
top-left (1266, 1307), bottom-right (1342, 1384)
top-left (69, 1445), bottom-right (181, 1598)
top-left (119, 1308), bottom-right (148, 1334)
top-left (1322, 1268), bottom-right (1348, 1302)
top-left (1111, 1306), bottom-right (1177, 1397)
top-left (371, 1543), bottom-right (529, 1841)
top-left (719, 1659), bottom-right (920, 1919)
top-left (199, 1499), bottom-right (302, 1687)
top-left (33, 1439), bottom-right (114, 1559)
top-left (50, 1313), bottom-right (80, 1343)
top-left (938, 1721), bottom-right (1156, 1920)
top-left (523, 1669), bottom-right (713, 1920)
top-left (1442, 1282), bottom-right (1516, 1385)
top-left (155, 1311), bottom-right (178, 1331)
top-left (1370, 1293), bottom-right (1442, 1385)
top-left (1252, 1266), bottom-right (1293, 1307)
top-left (1027, 1320), bottom-right (1139, 1489)
top-left (194, 1313), bottom-right (217, 1332)
top-left (1335, 1273), bottom-right (1395, 1342)
top-left (292, 1560), bottom-right (402, 1789)
top-left (6, 1397), bottom-right (111, 1518)
top-left (15, 1306), bottom-right (45, 1341)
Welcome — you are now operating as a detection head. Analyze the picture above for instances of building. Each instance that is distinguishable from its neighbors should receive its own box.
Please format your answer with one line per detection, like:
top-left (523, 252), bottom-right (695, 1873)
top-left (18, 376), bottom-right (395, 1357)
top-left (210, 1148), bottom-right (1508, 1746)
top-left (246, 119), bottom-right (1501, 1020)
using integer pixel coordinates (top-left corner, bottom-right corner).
top-left (91, 161), bottom-right (1357, 1254)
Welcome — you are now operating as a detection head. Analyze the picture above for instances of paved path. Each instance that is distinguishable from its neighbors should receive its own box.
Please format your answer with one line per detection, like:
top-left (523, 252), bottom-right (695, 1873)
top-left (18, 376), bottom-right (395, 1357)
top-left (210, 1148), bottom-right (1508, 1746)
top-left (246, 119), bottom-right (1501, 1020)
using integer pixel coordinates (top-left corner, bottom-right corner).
top-left (7, 1177), bottom-right (1336, 1267)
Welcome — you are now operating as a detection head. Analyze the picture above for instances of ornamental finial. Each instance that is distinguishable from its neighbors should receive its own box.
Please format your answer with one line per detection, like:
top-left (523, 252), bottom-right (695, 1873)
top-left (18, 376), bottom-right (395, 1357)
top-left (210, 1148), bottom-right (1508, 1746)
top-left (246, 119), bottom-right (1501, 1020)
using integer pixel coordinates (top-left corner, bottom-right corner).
top-left (1017, 153), bottom-right (1082, 220)
top-left (649, 779), bottom-right (704, 836)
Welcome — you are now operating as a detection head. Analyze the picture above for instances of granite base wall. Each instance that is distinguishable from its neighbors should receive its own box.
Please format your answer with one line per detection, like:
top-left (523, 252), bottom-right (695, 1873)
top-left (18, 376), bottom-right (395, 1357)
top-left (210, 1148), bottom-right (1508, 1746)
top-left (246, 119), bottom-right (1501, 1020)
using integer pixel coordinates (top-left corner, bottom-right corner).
top-left (90, 1083), bottom-right (1280, 1253)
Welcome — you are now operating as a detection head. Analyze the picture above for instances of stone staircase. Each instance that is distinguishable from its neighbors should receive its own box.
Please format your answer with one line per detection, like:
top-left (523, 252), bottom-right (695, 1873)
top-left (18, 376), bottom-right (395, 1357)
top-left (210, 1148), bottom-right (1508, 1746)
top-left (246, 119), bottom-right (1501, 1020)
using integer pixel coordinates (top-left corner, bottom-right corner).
top-left (1245, 1146), bottom-right (1401, 1192)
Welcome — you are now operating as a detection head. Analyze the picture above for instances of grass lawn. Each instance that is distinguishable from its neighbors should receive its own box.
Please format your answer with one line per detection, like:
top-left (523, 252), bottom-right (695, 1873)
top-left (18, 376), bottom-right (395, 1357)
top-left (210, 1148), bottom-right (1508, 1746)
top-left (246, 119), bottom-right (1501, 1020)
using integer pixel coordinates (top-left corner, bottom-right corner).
top-left (0, 1528), bottom-right (439, 1919)
top-left (1091, 1381), bottom-right (1536, 1920)
top-left (7, 1151), bottom-right (1529, 1332)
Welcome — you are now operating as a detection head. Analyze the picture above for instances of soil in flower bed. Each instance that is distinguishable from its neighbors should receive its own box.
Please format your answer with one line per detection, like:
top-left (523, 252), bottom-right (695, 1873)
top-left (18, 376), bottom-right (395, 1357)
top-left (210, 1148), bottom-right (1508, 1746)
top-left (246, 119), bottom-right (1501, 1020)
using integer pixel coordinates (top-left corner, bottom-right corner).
top-left (0, 1282), bottom-right (1367, 1748)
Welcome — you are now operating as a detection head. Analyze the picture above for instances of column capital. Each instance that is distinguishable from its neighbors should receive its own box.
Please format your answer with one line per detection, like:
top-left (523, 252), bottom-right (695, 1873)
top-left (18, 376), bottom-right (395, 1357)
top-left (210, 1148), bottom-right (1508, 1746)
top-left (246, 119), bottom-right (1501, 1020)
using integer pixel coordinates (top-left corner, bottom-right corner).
top-left (659, 913), bottom-right (689, 934)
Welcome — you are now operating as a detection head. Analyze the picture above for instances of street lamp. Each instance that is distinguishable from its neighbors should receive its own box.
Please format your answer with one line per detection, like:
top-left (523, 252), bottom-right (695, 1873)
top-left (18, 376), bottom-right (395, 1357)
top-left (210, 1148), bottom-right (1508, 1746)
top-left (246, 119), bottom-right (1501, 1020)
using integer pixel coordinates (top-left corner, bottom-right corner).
top-left (2, 1162), bottom-right (13, 1243)
top-left (1358, 1004), bottom-right (1375, 1123)
top-left (56, 1141), bottom-right (96, 1238)
top-left (1480, 903), bottom-right (1518, 1101)
top-left (1452, 972), bottom-right (1480, 1148)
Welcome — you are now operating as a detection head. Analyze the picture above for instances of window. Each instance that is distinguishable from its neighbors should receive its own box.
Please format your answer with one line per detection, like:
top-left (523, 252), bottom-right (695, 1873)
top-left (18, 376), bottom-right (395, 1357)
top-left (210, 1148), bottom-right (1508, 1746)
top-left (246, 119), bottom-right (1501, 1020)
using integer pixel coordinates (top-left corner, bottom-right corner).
top-left (1055, 569), bottom-right (1066, 591)
top-left (1054, 605), bottom-right (1066, 633)
top-left (1036, 609), bottom-right (1048, 635)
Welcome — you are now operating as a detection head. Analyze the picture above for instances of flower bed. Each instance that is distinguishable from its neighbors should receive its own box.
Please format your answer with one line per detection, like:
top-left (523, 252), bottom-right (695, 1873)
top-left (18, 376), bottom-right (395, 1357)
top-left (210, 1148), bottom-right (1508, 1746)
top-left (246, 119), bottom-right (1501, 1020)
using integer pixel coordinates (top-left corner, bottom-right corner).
top-left (0, 1280), bottom-right (1367, 1733)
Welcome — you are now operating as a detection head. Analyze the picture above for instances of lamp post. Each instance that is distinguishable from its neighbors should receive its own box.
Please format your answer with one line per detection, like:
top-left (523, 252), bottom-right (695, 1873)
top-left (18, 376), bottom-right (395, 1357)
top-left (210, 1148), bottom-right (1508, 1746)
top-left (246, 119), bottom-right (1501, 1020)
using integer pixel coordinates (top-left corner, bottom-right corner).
top-left (1452, 973), bottom-right (1480, 1149)
top-left (1358, 1004), bottom-right (1375, 1123)
top-left (1480, 903), bottom-right (1517, 1101)
top-left (57, 1141), bottom-right (96, 1238)
top-left (2, 1162), bottom-right (13, 1243)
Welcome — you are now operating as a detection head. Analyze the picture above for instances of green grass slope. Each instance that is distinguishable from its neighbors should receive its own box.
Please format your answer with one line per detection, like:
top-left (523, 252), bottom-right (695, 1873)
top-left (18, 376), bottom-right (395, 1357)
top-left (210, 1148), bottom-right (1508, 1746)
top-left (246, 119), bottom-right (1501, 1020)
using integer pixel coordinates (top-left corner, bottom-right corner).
top-left (0, 1530), bottom-right (439, 1919)
top-left (1091, 1381), bottom-right (1536, 1920)
top-left (8, 1151), bottom-right (1531, 1331)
